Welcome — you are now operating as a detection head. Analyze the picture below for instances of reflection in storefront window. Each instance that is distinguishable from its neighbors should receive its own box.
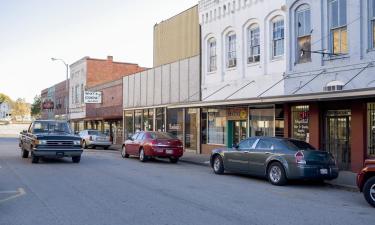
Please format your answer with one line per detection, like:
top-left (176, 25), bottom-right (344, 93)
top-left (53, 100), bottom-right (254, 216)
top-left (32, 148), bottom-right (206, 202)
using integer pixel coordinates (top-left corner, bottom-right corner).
top-left (201, 109), bottom-right (208, 144)
top-left (208, 108), bottom-right (226, 145)
top-left (143, 109), bottom-right (154, 131)
top-left (167, 109), bottom-right (184, 141)
top-left (155, 108), bottom-right (165, 132)
top-left (249, 107), bottom-right (275, 137)
top-left (185, 108), bottom-right (198, 150)
top-left (292, 105), bottom-right (309, 142)
top-left (134, 110), bottom-right (142, 132)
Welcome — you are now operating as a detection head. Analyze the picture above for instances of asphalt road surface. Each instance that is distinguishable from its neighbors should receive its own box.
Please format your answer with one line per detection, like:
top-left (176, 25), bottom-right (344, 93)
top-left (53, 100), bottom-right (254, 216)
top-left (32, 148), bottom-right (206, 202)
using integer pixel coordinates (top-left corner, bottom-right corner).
top-left (0, 138), bottom-right (373, 225)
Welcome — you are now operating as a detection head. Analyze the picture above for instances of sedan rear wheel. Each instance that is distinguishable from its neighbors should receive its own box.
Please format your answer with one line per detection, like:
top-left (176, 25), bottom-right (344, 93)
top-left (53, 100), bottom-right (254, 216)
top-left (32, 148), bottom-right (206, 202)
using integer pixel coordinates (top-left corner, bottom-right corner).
top-left (121, 146), bottom-right (129, 158)
top-left (213, 155), bottom-right (224, 174)
top-left (139, 149), bottom-right (147, 162)
top-left (268, 162), bottom-right (287, 186)
top-left (363, 177), bottom-right (375, 207)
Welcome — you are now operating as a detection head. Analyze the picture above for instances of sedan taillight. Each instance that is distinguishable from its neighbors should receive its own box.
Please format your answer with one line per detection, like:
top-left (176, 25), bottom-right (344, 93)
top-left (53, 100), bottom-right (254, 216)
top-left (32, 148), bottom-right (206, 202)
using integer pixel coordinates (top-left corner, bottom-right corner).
top-left (295, 151), bottom-right (306, 165)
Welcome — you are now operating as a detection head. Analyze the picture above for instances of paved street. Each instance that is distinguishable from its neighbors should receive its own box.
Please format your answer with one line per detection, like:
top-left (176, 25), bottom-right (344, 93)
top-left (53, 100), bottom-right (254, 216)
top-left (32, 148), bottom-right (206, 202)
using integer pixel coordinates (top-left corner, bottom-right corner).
top-left (0, 138), bottom-right (373, 225)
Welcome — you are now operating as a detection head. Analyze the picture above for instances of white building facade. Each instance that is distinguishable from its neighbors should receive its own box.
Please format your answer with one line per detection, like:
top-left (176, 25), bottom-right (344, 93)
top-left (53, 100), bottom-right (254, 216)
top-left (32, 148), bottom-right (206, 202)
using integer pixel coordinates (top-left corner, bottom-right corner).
top-left (69, 57), bottom-right (87, 129)
top-left (197, 0), bottom-right (288, 153)
top-left (0, 102), bottom-right (11, 120)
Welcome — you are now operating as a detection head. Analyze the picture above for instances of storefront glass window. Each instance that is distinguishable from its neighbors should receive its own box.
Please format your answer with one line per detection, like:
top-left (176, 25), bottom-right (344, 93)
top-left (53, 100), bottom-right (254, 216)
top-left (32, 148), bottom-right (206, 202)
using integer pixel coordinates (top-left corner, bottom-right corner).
top-left (367, 103), bottom-right (375, 157)
top-left (201, 109), bottom-right (208, 144)
top-left (143, 109), bottom-right (154, 131)
top-left (208, 108), bottom-right (227, 145)
top-left (167, 108), bottom-right (184, 141)
top-left (275, 105), bottom-right (285, 137)
top-left (134, 110), bottom-right (142, 132)
top-left (249, 107), bottom-right (275, 137)
top-left (291, 105), bottom-right (310, 142)
top-left (124, 111), bottom-right (134, 140)
top-left (155, 108), bottom-right (165, 132)
top-left (185, 108), bottom-right (198, 150)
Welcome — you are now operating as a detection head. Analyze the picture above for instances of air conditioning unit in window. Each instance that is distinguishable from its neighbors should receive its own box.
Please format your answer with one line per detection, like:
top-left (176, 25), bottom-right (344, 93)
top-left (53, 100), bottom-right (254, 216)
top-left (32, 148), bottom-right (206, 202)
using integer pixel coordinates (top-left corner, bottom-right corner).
top-left (248, 56), bottom-right (260, 63)
top-left (228, 59), bottom-right (237, 67)
top-left (323, 80), bottom-right (344, 92)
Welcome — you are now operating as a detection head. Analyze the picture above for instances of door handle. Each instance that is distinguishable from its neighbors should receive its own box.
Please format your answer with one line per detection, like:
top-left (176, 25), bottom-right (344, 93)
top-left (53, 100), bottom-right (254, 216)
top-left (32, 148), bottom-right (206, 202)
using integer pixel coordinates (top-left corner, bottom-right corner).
top-left (265, 152), bottom-right (272, 155)
top-left (244, 151), bottom-right (250, 154)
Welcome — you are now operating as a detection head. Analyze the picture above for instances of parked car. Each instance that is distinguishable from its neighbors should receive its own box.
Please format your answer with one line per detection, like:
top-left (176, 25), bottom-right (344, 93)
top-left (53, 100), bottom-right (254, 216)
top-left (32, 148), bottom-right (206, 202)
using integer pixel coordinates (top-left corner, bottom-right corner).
top-left (19, 120), bottom-right (83, 163)
top-left (79, 130), bottom-right (112, 149)
top-left (357, 159), bottom-right (375, 207)
top-left (121, 131), bottom-right (183, 163)
top-left (210, 137), bottom-right (339, 186)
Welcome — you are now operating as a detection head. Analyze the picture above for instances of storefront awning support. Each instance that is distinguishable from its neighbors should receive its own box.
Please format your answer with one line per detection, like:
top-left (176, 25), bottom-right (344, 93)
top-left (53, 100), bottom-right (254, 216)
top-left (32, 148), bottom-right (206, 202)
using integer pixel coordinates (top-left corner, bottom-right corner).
top-left (292, 70), bottom-right (326, 94)
top-left (343, 62), bottom-right (373, 88)
top-left (224, 80), bottom-right (255, 100)
top-left (257, 74), bottom-right (289, 98)
top-left (203, 84), bottom-right (230, 101)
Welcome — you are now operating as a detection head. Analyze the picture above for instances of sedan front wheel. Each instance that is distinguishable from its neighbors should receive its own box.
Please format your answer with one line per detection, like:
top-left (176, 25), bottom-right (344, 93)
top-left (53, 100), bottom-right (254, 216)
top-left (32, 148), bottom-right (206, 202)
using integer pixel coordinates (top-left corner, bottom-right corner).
top-left (213, 155), bottom-right (224, 174)
top-left (139, 149), bottom-right (147, 162)
top-left (121, 146), bottom-right (129, 158)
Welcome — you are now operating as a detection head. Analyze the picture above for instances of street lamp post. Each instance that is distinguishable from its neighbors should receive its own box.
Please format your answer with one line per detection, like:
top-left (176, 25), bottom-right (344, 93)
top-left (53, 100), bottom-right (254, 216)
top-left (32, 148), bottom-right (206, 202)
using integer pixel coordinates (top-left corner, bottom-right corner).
top-left (51, 58), bottom-right (69, 121)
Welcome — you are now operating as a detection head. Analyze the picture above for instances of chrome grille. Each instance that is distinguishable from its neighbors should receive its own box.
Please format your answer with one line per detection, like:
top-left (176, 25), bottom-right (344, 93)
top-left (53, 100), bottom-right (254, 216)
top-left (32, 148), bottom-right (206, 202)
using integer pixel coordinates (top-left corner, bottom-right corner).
top-left (46, 140), bottom-right (74, 147)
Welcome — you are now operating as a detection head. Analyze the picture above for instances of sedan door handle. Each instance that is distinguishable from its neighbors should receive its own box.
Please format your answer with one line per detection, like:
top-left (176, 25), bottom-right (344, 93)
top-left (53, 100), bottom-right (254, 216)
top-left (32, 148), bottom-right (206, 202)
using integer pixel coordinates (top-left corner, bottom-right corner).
top-left (243, 151), bottom-right (250, 154)
top-left (265, 152), bottom-right (272, 155)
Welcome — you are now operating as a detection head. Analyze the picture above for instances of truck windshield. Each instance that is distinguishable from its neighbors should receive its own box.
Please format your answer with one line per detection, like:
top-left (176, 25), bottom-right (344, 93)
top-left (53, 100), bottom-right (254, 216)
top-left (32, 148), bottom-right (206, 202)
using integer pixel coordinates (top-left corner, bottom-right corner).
top-left (33, 121), bottom-right (72, 134)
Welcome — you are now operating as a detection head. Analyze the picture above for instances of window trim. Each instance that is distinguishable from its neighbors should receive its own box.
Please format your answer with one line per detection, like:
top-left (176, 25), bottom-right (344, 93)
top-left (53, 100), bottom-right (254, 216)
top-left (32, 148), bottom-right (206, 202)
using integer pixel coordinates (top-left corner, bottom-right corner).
top-left (207, 37), bottom-right (217, 72)
top-left (328, 0), bottom-right (348, 55)
top-left (247, 24), bottom-right (260, 64)
top-left (271, 17), bottom-right (285, 58)
top-left (369, 0), bottom-right (375, 49)
top-left (295, 5), bottom-right (312, 64)
top-left (226, 32), bottom-right (237, 68)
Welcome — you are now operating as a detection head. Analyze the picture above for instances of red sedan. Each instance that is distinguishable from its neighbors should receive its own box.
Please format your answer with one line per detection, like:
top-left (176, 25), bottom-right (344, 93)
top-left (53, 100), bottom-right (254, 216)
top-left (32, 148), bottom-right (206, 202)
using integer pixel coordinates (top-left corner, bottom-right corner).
top-left (121, 131), bottom-right (184, 163)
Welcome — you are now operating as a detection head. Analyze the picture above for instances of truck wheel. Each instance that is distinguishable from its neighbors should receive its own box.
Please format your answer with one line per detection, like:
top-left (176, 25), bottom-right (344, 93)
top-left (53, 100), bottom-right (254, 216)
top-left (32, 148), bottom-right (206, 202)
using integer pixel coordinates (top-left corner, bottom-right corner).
top-left (31, 155), bottom-right (39, 164)
top-left (363, 176), bottom-right (375, 207)
top-left (72, 156), bottom-right (81, 163)
top-left (22, 149), bottom-right (29, 158)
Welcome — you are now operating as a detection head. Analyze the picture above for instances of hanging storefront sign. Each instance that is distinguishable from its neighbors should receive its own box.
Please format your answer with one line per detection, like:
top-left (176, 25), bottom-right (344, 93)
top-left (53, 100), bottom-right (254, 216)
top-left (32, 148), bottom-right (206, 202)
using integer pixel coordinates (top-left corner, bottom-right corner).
top-left (84, 91), bottom-right (102, 104)
top-left (42, 100), bottom-right (54, 110)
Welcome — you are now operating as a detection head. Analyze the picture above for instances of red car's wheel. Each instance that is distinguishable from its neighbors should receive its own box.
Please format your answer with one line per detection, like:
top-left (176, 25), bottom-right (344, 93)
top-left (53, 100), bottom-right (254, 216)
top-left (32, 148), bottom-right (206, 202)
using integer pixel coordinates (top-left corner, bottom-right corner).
top-left (121, 145), bottom-right (129, 158)
top-left (139, 148), bottom-right (147, 162)
top-left (363, 176), bottom-right (375, 207)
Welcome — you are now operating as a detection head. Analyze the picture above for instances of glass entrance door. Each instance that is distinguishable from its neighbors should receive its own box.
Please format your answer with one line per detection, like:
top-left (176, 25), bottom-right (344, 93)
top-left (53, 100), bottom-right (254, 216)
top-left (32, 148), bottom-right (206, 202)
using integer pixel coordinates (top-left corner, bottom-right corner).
top-left (228, 121), bottom-right (247, 147)
top-left (324, 110), bottom-right (351, 170)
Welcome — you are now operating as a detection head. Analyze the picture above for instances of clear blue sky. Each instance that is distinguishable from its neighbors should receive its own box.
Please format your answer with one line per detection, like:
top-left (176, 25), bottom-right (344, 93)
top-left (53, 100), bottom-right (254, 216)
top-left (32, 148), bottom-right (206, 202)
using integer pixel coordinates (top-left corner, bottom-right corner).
top-left (0, 0), bottom-right (198, 103)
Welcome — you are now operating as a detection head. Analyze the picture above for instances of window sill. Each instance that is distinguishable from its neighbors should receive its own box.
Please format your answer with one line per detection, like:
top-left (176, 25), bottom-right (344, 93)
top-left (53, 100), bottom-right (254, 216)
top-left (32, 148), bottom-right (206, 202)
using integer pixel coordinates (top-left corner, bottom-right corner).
top-left (323, 54), bottom-right (349, 61)
top-left (206, 71), bottom-right (217, 75)
top-left (271, 56), bottom-right (284, 62)
top-left (247, 62), bottom-right (261, 68)
top-left (226, 67), bottom-right (237, 72)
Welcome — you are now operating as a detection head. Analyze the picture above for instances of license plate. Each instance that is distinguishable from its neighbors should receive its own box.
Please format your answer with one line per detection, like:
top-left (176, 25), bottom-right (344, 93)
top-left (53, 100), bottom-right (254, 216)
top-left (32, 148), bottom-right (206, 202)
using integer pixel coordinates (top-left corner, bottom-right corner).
top-left (165, 149), bottom-right (173, 154)
top-left (320, 169), bottom-right (328, 175)
top-left (56, 152), bottom-right (64, 157)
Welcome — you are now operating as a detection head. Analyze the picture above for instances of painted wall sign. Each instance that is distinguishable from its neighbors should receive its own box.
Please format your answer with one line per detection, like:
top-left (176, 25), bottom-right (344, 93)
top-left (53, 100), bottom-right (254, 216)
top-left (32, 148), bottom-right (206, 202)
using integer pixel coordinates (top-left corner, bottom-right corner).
top-left (84, 91), bottom-right (102, 104)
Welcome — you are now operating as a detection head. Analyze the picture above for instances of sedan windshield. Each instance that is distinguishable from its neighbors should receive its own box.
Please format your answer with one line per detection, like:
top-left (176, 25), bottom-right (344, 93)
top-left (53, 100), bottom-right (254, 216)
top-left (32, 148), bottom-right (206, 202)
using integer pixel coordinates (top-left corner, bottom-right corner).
top-left (33, 121), bottom-right (72, 134)
top-left (149, 132), bottom-right (175, 139)
top-left (284, 140), bottom-right (316, 151)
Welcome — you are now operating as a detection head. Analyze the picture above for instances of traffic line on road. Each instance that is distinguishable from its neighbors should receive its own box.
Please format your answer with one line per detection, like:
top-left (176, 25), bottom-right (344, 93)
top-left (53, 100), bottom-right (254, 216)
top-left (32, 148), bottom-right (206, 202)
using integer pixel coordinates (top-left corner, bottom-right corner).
top-left (0, 188), bottom-right (26, 204)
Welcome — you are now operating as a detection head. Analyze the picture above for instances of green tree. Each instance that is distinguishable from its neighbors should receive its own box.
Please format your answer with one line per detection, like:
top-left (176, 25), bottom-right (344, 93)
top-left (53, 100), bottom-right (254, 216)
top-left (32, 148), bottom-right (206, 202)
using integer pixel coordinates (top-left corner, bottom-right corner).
top-left (31, 95), bottom-right (42, 118)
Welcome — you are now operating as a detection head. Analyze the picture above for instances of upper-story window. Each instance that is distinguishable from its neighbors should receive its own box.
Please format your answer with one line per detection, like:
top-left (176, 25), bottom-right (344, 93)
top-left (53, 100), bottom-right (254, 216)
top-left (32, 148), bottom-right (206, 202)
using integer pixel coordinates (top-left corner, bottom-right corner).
top-left (208, 38), bottom-right (217, 72)
top-left (75, 85), bottom-right (79, 104)
top-left (272, 17), bottom-right (285, 58)
top-left (370, 0), bottom-right (375, 49)
top-left (296, 5), bottom-right (311, 63)
top-left (226, 32), bottom-right (237, 68)
top-left (329, 0), bottom-right (347, 54)
top-left (247, 24), bottom-right (260, 63)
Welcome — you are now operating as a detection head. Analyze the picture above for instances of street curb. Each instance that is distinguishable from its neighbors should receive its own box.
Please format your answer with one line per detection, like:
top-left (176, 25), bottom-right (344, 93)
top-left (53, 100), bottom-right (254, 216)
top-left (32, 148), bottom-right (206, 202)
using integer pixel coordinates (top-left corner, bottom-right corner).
top-left (325, 183), bottom-right (359, 192)
top-left (84, 149), bottom-right (120, 154)
top-left (179, 159), bottom-right (210, 167)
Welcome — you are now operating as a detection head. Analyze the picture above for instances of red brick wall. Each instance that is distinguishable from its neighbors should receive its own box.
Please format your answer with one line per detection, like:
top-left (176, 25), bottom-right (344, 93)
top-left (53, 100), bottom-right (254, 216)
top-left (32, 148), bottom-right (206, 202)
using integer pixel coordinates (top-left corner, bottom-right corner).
top-left (86, 56), bottom-right (145, 88)
top-left (54, 80), bottom-right (69, 116)
top-left (309, 103), bottom-right (320, 149)
top-left (86, 82), bottom-right (123, 119)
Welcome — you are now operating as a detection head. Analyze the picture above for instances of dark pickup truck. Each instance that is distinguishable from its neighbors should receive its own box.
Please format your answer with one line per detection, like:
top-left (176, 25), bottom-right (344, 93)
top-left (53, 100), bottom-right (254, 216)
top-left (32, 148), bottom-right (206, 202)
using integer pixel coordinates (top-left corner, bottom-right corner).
top-left (19, 120), bottom-right (83, 163)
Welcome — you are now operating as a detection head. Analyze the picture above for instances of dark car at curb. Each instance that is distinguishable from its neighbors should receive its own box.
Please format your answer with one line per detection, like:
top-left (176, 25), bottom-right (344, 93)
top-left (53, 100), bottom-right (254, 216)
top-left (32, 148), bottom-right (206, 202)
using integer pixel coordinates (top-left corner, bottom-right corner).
top-left (121, 131), bottom-right (183, 163)
top-left (357, 159), bottom-right (375, 207)
top-left (210, 137), bottom-right (339, 186)
top-left (19, 120), bottom-right (83, 163)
